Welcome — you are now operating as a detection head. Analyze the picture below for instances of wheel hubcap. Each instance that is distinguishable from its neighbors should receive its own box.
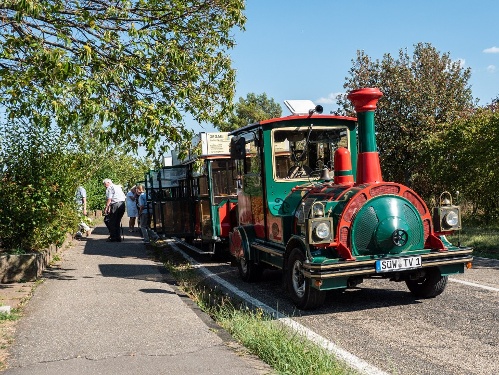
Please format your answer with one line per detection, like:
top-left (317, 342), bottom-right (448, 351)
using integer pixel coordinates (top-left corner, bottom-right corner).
top-left (292, 259), bottom-right (305, 297)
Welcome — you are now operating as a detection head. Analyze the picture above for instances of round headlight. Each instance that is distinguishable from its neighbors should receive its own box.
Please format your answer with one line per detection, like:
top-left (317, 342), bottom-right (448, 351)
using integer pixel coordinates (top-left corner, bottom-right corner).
top-left (315, 222), bottom-right (330, 239)
top-left (444, 210), bottom-right (459, 227)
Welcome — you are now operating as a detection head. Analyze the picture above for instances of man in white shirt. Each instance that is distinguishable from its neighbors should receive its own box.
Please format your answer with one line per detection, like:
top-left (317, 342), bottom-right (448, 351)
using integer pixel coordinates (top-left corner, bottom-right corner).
top-left (103, 178), bottom-right (126, 242)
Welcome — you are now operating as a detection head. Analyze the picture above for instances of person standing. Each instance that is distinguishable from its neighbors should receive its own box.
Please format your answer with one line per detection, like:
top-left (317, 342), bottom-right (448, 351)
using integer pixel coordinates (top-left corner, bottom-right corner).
top-left (126, 186), bottom-right (138, 232)
top-left (103, 178), bottom-right (126, 242)
top-left (136, 185), bottom-right (150, 244)
top-left (75, 185), bottom-right (91, 237)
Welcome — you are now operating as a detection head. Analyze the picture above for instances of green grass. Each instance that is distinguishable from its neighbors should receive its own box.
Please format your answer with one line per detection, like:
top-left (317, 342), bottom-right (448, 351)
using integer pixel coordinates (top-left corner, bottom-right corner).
top-left (448, 225), bottom-right (499, 259)
top-left (159, 247), bottom-right (356, 375)
top-left (214, 304), bottom-right (351, 375)
top-left (0, 310), bottom-right (20, 322)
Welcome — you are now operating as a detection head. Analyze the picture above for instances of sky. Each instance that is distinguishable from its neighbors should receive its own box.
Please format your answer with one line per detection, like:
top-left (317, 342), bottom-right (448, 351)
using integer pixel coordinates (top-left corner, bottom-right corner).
top-left (189, 0), bottom-right (499, 136)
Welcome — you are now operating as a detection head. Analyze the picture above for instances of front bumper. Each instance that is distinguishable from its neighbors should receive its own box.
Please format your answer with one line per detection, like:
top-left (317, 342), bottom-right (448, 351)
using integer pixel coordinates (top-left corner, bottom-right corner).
top-left (302, 248), bottom-right (473, 279)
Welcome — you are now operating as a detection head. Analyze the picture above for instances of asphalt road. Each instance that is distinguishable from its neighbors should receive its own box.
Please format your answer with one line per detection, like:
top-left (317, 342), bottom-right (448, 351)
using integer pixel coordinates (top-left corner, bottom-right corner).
top-left (177, 246), bottom-right (499, 375)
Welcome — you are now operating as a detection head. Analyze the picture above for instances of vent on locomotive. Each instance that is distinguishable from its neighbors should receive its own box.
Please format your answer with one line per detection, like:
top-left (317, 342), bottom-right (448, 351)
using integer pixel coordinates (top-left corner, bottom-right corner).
top-left (350, 195), bottom-right (425, 256)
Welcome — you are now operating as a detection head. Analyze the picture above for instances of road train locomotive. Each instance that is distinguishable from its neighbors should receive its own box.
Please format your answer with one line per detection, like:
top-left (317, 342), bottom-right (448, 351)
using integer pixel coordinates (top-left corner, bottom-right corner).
top-left (148, 87), bottom-right (473, 310)
top-left (228, 88), bottom-right (473, 309)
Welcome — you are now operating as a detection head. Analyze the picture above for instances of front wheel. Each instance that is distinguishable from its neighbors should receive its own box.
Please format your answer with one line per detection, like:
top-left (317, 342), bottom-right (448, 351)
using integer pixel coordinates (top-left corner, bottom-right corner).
top-left (286, 248), bottom-right (325, 310)
top-left (405, 267), bottom-right (448, 298)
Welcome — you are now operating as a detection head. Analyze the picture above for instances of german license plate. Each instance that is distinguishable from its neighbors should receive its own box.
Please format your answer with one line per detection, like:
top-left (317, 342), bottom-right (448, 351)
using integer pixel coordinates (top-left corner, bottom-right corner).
top-left (375, 256), bottom-right (422, 273)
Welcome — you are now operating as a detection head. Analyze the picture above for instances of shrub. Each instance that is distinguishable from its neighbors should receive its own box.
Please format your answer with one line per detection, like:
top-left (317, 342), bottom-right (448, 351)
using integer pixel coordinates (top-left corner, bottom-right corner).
top-left (0, 124), bottom-right (79, 252)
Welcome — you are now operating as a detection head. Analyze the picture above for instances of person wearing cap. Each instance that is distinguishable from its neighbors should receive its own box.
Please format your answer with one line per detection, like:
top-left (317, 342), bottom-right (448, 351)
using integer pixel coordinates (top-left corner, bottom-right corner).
top-left (103, 178), bottom-right (126, 242)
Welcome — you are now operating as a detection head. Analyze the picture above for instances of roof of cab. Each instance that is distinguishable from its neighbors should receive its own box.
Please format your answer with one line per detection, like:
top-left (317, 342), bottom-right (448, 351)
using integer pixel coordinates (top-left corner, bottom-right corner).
top-left (229, 113), bottom-right (358, 136)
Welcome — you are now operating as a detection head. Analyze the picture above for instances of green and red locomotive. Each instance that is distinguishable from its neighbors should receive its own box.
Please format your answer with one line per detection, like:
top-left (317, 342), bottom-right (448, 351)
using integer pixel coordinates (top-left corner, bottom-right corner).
top-left (228, 88), bottom-right (473, 309)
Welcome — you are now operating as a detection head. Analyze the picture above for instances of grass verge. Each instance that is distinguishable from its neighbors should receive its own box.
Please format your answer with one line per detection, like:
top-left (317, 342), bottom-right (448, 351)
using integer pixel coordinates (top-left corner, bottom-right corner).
top-left (0, 309), bottom-right (21, 370)
top-left (448, 225), bottom-right (499, 260)
top-left (155, 244), bottom-right (355, 375)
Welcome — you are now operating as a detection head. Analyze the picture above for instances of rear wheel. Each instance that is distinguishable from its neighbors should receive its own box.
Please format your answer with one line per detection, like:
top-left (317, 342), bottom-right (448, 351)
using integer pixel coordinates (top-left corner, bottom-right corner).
top-left (237, 253), bottom-right (263, 282)
top-left (286, 248), bottom-right (325, 310)
top-left (405, 267), bottom-right (448, 298)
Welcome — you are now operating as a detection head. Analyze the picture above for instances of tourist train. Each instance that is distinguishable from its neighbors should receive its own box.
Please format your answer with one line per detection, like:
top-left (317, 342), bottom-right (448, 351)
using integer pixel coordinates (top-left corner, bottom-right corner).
top-left (145, 88), bottom-right (473, 309)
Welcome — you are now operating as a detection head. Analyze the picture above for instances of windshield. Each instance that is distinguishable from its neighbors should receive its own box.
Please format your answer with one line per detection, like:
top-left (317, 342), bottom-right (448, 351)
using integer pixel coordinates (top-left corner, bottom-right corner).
top-left (273, 126), bottom-right (349, 180)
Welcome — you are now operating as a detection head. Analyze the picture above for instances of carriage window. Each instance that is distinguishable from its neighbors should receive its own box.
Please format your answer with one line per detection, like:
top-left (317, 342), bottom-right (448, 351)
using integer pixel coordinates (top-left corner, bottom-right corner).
top-left (244, 133), bottom-right (260, 175)
top-left (273, 127), bottom-right (349, 180)
top-left (211, 159), bottom-right (238, 196)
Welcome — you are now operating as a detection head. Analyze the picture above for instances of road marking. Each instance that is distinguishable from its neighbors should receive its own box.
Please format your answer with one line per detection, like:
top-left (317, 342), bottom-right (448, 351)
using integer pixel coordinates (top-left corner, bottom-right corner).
top-left (449, 278), bottom-right (499, 292)
top-left (170, 242), bottom-right (389, 375)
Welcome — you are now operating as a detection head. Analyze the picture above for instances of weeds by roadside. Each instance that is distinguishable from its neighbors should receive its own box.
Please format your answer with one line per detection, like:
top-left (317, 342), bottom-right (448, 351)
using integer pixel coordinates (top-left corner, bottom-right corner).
top-left (0, 311), bottom-right (20, 323)
top-left (448, 226), bottom-right (499, 260)
top-left (158, 244), bottom-right (355, 375)
top-left (0, 310), bottom-right (21, 370)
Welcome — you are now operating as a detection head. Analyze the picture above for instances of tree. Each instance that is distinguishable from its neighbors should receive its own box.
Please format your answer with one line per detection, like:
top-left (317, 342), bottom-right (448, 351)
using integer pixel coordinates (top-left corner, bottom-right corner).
top-left (428, 108), bottom-right (499, 223)
top-left (338, 43), bottom-right (476, 199)
top-left (218, 92), bottom-right (282, 132)
top-left (0, 124), bottom-right (79, 252)
top-left (0, 1), bottom-right (246, 156)
top-left (83, 151), bottom-right (151, 212)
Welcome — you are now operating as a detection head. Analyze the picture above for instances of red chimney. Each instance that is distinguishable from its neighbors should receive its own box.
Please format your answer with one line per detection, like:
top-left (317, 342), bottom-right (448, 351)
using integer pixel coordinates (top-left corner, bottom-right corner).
top-left (347, 88), bottom-right (383, 185)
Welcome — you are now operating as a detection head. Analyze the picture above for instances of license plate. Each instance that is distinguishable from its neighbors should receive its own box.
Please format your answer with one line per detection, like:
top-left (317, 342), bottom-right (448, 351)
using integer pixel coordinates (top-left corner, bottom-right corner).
top-left (375, 256), bottom-right (422, 273)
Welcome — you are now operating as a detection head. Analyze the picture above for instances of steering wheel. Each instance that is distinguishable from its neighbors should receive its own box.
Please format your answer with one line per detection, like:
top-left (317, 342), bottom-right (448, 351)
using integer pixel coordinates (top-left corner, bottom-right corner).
top-left (290, 146), bottom-right (307, 163)
top-left (287, 165), bottom-right (312, 179)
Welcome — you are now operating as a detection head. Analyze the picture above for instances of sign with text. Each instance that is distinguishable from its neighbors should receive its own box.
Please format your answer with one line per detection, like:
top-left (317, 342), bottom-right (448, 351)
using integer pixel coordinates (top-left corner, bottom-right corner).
top-left (202, 132), bottom-right (231, 155)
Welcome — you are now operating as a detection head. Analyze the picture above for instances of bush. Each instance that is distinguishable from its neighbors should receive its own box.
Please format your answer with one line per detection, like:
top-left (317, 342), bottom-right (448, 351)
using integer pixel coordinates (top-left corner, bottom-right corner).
top-left (0, 124), bottom-right (79, 252)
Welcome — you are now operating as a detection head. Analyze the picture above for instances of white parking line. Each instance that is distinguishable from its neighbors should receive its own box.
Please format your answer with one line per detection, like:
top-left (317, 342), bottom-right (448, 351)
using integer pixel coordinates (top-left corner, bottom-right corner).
top-left (170, 242), bottom-right (389, 375)
top-left (449, 278), bottom-right (499, 292)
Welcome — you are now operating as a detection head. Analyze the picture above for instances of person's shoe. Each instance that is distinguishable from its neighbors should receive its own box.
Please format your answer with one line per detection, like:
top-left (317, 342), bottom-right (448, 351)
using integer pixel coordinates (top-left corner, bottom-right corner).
top-left (107, 238), bottom-right (121, 242)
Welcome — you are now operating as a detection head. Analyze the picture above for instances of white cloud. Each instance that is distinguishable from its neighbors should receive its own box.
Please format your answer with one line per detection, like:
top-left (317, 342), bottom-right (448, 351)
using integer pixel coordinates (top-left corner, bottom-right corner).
top-left (487, 65), bottom-right (496, 73)
top-left (316, 92), bottom-right (344, 105)
top-left (483, 46), bottom-right (499, 53)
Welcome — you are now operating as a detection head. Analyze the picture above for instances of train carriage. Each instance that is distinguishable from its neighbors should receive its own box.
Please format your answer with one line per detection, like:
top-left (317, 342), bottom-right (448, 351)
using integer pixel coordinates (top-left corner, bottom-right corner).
top-left (150, 132), bottom-right (239, 257)
top-left (228, 88), bottom-right (473, 310)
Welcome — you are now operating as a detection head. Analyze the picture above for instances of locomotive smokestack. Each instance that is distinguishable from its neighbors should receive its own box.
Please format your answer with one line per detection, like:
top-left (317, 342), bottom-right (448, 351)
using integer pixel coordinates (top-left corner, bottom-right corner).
top-left (347, 88), bottom-right (383, 185)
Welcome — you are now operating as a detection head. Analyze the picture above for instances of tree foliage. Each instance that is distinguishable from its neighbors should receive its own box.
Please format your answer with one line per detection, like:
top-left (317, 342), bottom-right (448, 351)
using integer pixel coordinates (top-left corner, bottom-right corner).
top-left (428, 108), bottom-right (499, 223)
top-left (218, 92), bottom-right (282, 132)
top-left (0, 122), bottom-right (150, 252)
top-left (82, 151), bottom-right (151, 212)
top-left (338, 43), bottom-right (476, 199)
top-left (0, 0), bottom-right (246, 156)
top-left (0, 124), bottom-right (79, 252)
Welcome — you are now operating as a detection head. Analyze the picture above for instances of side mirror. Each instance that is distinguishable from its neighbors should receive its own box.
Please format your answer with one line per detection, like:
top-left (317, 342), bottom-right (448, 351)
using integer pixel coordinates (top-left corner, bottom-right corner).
top-left (230, 137), bottom-right (246, 160)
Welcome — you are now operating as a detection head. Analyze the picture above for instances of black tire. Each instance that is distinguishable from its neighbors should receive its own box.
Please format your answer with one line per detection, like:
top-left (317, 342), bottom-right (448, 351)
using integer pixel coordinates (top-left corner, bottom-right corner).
top-left (286, 248), bottom-right (325, 310)
top-left (405, 267), bottom-right (448, 298)
top-left (237, 253), bottom-right (263, 282)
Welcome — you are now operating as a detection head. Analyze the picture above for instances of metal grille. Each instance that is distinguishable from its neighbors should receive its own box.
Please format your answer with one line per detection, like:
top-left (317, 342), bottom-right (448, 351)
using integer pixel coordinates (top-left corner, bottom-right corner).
top-left (423, 219), bottom-right (431, 241)
top-left (402, 203), bottom-right (423, 246)
top-left (343, 193), bottom-right (367, 222)
top-left (353, 199), bottom-right (424, 255)
top-left (353, 206), bottom-right (379, 251)
top-left (403, 190), bottom-right (427, 215)
top-left (340, 226), bottom-right (349, 244)
top-left (370, 185), bottom-right (400, 196)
